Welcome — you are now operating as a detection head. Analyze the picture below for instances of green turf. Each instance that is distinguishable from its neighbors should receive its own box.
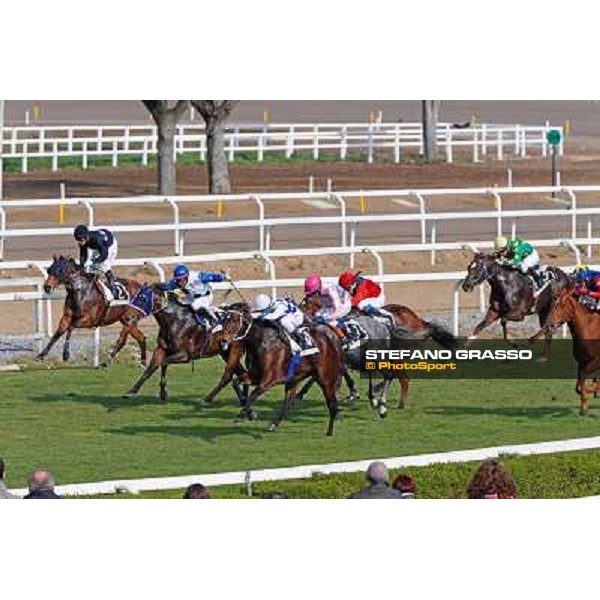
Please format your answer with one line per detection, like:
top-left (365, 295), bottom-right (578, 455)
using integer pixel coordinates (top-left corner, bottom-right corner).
top-left (1, 356), bottom-right (599, 492)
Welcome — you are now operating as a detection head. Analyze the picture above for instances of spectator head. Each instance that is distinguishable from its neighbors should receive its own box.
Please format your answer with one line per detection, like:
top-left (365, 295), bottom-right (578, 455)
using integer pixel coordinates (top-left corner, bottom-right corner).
top-left (392, 474), bottom-right (416, 498)
top-left (28, 470), bottom-right (55, 494)
top-left (183, 483), bottom-right (210, 499)
top-left (262, 491), bottom-right (289, 499)
top-left (467, 459), bottom-right (516, 499)
top-left (366, 461), bottom-right (389, 486)
top-left (0, 458), bottom-right (5, 480)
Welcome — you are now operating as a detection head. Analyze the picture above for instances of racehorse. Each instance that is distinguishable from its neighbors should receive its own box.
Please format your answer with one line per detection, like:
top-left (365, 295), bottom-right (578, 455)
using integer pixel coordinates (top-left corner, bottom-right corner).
top-left (461, 253), bottom-right (570, 360)
top-left (298, 294), bottom-right (456, 415)
top-left (530, 283), bottom-right (600, 416)
top-left (123, 290), bottom-right (250, 403)
top-left (38, 255), bottom-right (147, 365)
top-left (215, 310), bottom-right (346, 436)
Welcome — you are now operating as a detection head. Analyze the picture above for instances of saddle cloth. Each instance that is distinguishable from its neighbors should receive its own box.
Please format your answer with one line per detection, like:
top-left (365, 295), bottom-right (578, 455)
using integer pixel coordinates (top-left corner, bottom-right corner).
top-left (96, 279), bottom-right (129, 305)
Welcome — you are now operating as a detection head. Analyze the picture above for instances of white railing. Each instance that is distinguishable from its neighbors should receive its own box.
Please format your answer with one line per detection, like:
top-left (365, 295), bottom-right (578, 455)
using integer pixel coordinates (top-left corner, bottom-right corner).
top-left (0, 184), bottom-right (597, 262)
top-left (0, 121), bottom-right (564, 171)
top-left (8, 434), bottom-right (600, 497)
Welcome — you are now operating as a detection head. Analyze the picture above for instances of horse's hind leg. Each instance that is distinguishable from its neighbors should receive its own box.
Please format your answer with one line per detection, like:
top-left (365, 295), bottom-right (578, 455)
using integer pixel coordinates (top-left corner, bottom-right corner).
top-left (377, 378), bottom-right (392, 419)
top-left (104, 326), bottom-right (130, 367)
top-left (37, 315), bottom-right (71, 361)
top-left (123, 346), bottom-right (165, 398)
top-left (294, 377), bottom-right (316, 404)
top-left (343, 368), bottom-right (360, 407)
top-left (318, 379), bottom-right (340, 437)
top-left (397, 374), bottom-right (409, 410)
top-left (129, 323), bottom-right (147, 366)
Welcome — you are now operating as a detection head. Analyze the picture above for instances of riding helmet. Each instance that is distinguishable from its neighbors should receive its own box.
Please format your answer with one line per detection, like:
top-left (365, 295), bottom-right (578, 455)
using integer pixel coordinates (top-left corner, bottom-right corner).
top-left (73, 224), bottom-right (89, 240)
top-left (304, 274), bottom-right (322, 294)
top-left (173, 264), bottom-right (190, 279)
top-left (252, 293), bottom-right (272, 312)
top-left (494, 235), bottom-right (508, 250)
top-left (338, 269), bottom-right (356, 291)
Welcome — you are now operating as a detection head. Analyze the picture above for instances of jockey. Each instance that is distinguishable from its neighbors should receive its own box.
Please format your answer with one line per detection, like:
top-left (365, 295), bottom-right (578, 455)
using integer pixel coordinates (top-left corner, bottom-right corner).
top-left (337, 269), bottom-right (395, 326)
top-left (303, 275), bottom-right (352, 325)
top-left (74, 224), bottom-right (119, 300)
top-left (251, 293), bottom-right (319, 357)
top-left (573, 265), bottom-right (600, 300)
top-left (494, 236), bottom-right (543, 287)
top-left (159, 264), bottom-right (227, 327)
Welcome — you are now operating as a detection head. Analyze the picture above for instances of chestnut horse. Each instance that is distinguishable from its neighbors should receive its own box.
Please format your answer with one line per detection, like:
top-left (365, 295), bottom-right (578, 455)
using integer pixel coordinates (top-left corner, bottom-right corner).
top-left (532, 285), bottom-right (600, 416)
top-left (38, 255), bottom-right (147, 365)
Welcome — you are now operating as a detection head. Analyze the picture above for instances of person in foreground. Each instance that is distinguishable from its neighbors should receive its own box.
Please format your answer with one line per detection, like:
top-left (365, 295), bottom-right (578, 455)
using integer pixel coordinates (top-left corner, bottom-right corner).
top-left (466, 459), bottom-right (516, 499)
top-left (392, 474), bottom-right (416, 499)
top-left (24, 470), bottom-right (62, 499)
top-left (0, 458), bottom-right (18, 499)
top-left (347, 461), bottom-right (404, 499)
top-left (183, 483), bottom-right (211, 499)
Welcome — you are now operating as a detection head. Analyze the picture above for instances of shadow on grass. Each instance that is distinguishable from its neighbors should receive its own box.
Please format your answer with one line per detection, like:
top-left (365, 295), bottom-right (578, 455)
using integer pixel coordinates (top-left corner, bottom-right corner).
top-left (425, 405), bottom-right (577, 419)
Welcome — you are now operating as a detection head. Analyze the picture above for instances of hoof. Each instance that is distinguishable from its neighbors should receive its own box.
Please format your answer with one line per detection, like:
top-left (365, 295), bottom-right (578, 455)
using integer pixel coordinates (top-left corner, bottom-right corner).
top-left (267, 422), bottom-right (278, 432)
top-left (98, 362), bottom-right (109, 370)
top-left (35, 354), bottom-right (45, 362)
top-left (378, 411), bottom-right (388, 419)
top-left (123, 392), bottom-right (136, 400)
top-left (397, 404), bottom-right (405, 410)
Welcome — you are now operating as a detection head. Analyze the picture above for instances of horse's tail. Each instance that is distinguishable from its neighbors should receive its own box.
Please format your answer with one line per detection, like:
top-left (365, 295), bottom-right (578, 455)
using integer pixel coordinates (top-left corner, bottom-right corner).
top-left (426, 321), bottom-right (458, 349)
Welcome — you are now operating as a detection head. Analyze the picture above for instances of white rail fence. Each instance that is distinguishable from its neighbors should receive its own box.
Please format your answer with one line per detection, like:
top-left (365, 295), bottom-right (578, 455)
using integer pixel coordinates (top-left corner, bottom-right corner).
top-left (0, 184), bottom-right (598, 261)
top-left (0, 122), bottom-right (564, 171)
top-left (8, 435), bottom-right (600, 497)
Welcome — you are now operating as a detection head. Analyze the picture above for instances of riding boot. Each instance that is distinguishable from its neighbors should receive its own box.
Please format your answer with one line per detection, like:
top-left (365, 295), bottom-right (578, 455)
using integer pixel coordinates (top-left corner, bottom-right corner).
top-left (105, 270), bottom-right (117, 296)
top-left (295, 326), bottom-right (319, 357)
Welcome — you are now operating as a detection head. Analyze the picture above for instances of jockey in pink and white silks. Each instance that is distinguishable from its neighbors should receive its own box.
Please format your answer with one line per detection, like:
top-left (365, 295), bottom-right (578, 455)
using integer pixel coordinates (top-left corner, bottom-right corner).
top-left (303, 275), bottom-right (352, 325)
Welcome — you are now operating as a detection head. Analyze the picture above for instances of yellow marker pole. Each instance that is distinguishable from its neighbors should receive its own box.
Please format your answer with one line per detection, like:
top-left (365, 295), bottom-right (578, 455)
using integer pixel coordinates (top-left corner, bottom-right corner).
top-left (263, 108), bottom-right (269, 124)
top-left (564, 120), bottom-right (571, 137)
top-left (359, 194), bottom-right (367, 215)
top-left (217, 199), bottom-right (223, 219)
top-left (59, 182), bottom-right (66, 224)
top-left (33, 105), bottom-right (41, 121)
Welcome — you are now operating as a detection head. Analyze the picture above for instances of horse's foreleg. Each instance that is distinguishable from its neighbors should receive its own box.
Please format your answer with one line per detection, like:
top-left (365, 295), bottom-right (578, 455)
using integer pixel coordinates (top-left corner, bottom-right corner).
top-left (62, 328), bottom-right (73, 362)
top-left (397, 374), bottom-right (409, 410)
top-left (343, 369), bottom-right (360, 407)
top-left (500, 320), bottom-right (519, 348)
top-left (37, 315), bottom-right (71, 361)
top-left (123, 347), bottom-right (165, 398)
top-left (317, 379), bottom-right (340, 437)
top-left (159, 364), bottom-right (168, 403)
top-left (466, 308), bottom-right (499, 345)
top-left (268, 381), bottom-right (300, 432)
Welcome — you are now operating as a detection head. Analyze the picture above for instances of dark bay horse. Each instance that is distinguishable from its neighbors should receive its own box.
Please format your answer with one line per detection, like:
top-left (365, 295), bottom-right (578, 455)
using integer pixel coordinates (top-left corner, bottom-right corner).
top-left (215, 311), bottom-right (346, 436)
top-left (298, 294), bottom-right (456, 415)
top-left (462, 253), bottom-right (570, 359)
top-left (123, 291), bottom-right (250, 403)
top-left (38, 255), bottom-right (147, 365)
top-left (531, 285), bottom-right (600, 416)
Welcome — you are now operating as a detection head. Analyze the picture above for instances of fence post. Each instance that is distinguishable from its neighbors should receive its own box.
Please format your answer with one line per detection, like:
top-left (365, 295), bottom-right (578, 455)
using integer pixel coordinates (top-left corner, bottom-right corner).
top-left (349, 224), bottom-right (356, 269)
top-left (332, 193), bottom-right (347, 247)
top-left (52, 141), bottom-right (58, 171)
top-left (588, 218), bottom-right (593, 259)
top-left (453, 287), bottom-right (460, 336)
top-left (252, 194), bottom-right (265, 252)
top-left (497, 130), bottom-right (503, 160)
top-left (145, 260), bottom-right (166, 282)
top-left (430, 220), bottom-right (437, 265)
top-left (22, 140), bottom-right (28, 173)
top-left (365, 248), bottom-right (385, 294)
top-left (565, 188), bottom-right (577, 239)
top-left (166, 198), bottom-right (180, 254)
top-left (341, 125), bottom-right (348, 160)
top-left (286, 126), bottom-right (294, 159)
top-left (261, 253), bottom-right (277, 299)
top-left (445, 124), bottom-right (453, 163)
top-left (472, 129), bottom-right (479, 163)
top-left (142, 138), bottom-right (148, 166)
top-left (228, 130), bottom-right (235, 162)
top-left (490, 189), bottom-right (503, 236)
top-left (258, 132), bottom-right (264, 162)
top-left (481, 124), bottom-right (487, 157)
top-left (313, 125), bottom-right (319, 160)
top-left (93, 327), bottom-right (101, 368)
top-left (367, 124), bottom-right (374, 164)
top-left (79, 200), bottom-right (95, 227)
top-left (82, 141), bottom-right (88, 169)
top-left (394, 124), bottom-right (400, 163)
top-left (412, 192), bottom-right (427, 244)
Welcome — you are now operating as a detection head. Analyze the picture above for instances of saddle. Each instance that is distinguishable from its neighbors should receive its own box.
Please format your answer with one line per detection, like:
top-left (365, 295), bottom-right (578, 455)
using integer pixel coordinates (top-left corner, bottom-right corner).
top-left (95, 277), bottom-right (129, 305)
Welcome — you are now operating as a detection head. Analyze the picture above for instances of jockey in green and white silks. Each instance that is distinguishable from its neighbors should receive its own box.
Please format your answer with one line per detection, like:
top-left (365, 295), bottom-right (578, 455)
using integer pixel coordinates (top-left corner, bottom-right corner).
top-left (494, 236), bottom-right (543, 288)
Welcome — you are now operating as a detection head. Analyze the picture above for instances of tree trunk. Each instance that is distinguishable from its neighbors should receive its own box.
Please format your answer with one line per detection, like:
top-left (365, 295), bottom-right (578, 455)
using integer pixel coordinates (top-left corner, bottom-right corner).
top-left (157, 118), bottom-right (177, 195)
top-left (422, 100), bottom-right (441, 163)
top-left (142, 101), bottom-right (188, 196)
top-left (205, 118), bottom-right (230, 194)
top-left (191, 101), bottom-right (239, 195)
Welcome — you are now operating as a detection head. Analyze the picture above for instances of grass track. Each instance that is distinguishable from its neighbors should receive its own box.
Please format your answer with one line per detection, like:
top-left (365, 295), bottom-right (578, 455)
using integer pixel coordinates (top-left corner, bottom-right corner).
top-left (1, 358), bottom-right (599, 489)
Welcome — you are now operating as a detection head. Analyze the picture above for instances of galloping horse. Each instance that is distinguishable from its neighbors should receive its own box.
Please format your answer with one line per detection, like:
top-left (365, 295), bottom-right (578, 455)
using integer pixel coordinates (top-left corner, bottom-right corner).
top-left (38, 255), bottom-right (147, 365)
top-left (298, 294), bottom-right (456, 415)
top-left (215, 310), bottom-right (346, 436)
top-left (531, 284), bottom-right (600, 416)
top-left (123, 290), bottom-right (250, 403)
top-left (462, 253), bottom-right (570, 359)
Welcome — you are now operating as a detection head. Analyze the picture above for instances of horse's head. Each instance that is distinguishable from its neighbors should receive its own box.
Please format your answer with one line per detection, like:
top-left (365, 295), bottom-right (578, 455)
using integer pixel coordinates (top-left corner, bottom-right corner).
top-left (44, 255), bottom-right (79, 293)
top-left (298, 292), bottom-right (322, 315)
top-left (462, 253), bottom-right (495, 292)
top-left (218, 303), bottom-right (252, 343)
